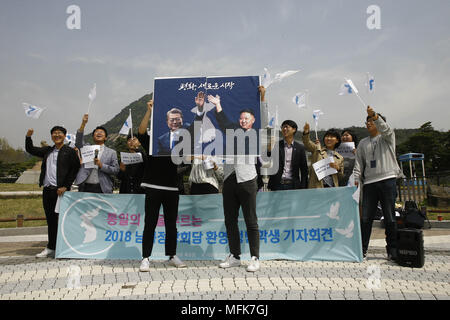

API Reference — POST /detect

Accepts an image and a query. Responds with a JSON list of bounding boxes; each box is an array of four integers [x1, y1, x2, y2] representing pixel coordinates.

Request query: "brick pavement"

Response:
[[0, 249, 449, 300], [0, 227, 449, 301]]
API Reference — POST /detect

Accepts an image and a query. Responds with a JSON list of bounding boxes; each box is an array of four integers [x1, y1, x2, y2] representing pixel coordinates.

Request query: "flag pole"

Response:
[[355, 92, 367, 108], [129, 109, 133, 138]]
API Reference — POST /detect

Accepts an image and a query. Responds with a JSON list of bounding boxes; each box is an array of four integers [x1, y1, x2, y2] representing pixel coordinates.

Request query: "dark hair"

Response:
[[239, 108, 255, 117], [126, 132, 137, 140], [92, 126, 108, 137], [341, 128, 358, 147], [366, 113, 386, 122], [50, 126, 67, 136], [323, 128, 341, 149], [281, 120, 298, 133]]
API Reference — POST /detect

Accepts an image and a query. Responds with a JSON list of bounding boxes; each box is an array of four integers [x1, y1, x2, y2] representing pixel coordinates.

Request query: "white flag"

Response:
[[88, 83, 97, 102], [365, 73, 375, 93], [261, 68, 300, 88], [345, 78, 359, 94], [267, 106, 279, 129], [312, 109, 324, 126], [338, 82, 353, 95], [292, 91, 308, 108], [273, 70, 300, 83], [23, 103, 45, 119], [261, 68, 272, 89], [87, 83, 96, 113], [119, 111, 132, 135], [64, 133, 76, 147]]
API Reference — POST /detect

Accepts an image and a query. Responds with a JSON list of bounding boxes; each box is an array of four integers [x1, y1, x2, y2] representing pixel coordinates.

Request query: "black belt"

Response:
[[44, 185, 58, 190], [280, 179, 293, 185]]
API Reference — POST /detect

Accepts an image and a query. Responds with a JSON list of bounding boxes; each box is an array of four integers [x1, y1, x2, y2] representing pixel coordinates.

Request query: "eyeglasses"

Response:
[[168, 118, 182, 123]]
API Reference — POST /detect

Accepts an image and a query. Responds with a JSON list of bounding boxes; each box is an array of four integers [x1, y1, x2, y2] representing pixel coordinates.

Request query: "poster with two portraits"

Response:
[[151, 76, 263, 164]]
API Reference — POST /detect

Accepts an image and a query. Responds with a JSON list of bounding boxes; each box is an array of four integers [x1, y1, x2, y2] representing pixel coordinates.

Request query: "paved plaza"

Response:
[[0, 227, 449, 301]]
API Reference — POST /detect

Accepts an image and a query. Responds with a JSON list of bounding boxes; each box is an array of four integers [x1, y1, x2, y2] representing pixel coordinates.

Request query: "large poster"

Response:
[[151, 76, 261, 158], [56, 187, 363, 262]]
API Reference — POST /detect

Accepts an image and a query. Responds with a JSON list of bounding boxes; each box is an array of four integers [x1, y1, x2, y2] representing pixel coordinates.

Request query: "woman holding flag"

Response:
[[302, 123, 344, 189]]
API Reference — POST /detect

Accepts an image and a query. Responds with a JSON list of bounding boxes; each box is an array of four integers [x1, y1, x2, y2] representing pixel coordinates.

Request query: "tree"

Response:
[[397, 122, 450, 174]]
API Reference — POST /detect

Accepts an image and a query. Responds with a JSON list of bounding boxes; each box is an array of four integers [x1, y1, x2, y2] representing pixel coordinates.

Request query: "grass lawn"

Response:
[[0, 198, 46, 228], [0, 183, 42, 192]]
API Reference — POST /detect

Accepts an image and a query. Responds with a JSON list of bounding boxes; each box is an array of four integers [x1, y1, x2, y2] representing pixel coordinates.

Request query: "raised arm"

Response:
[[138, 100, 153, 135], [25, 129, 48, 158]]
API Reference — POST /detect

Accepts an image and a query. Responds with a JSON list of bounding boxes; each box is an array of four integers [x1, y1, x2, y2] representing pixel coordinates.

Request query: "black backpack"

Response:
[[403, 201, 427, 229]]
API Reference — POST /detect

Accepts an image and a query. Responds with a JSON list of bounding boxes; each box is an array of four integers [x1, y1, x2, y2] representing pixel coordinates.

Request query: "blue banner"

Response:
[[56, 187, 362, 262], [152, 75, 261, 156]]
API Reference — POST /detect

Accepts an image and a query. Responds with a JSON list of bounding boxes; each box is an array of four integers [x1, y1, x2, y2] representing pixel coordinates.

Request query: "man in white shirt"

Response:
[[208, 87, 264, 272]]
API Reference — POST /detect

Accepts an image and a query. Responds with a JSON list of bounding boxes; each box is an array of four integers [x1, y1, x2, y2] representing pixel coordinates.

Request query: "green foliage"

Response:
[[397, 122, 450, 174], [0, 137, 40, 177]]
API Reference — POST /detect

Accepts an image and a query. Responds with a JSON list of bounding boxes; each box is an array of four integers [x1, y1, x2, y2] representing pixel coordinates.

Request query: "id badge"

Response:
[[370, 160, 376, 168]]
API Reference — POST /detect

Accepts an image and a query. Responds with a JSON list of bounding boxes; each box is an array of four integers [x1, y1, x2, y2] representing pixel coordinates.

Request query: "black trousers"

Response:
[[142, 188, 179, 258], [42, 187, 59, 250], [78, 183, 102, 193], [223, 175, 259, 258], [190, 183, 218, 195]]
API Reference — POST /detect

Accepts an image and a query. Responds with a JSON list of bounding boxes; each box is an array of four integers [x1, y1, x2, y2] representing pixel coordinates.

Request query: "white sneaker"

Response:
[[168, 255, 187, 268], [246, 256, 260, 272], [139, 258, 150, 272], [219, 254, 241, 268], [36, 248, 55, 258]]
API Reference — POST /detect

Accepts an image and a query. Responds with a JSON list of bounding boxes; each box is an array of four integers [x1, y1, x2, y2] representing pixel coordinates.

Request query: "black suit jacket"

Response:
[[25, 137, 80, 189], [268, 140, 308, 190]]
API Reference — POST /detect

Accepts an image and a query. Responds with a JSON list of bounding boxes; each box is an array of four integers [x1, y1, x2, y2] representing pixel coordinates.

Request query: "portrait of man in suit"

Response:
[[157, 108, 186, 156]]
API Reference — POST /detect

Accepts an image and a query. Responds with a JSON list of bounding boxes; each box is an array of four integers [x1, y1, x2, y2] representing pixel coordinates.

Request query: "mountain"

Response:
[[83, 93, 153, 147]]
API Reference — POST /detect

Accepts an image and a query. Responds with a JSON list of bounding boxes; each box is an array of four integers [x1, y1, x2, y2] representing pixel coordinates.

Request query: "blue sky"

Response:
[[1, 0, 449, 149]]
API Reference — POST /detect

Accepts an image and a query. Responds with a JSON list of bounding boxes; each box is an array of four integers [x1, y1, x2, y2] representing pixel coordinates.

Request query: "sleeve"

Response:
[[353, 144, 365, 183], [75, 130, 85, 150], [99, 149, 120, 175], [64, 148, 81, 188], [214, 110, 237, 132], [137, 131, 150, 155], [25, 136, 48, 158], [302, 132, 319, 153], [299, 146, 309, 189], [375, 116, 395, 147]]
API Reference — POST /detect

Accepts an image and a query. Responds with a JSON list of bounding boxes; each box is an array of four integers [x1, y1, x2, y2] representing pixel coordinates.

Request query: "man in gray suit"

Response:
[[75, 114, 119, 193]]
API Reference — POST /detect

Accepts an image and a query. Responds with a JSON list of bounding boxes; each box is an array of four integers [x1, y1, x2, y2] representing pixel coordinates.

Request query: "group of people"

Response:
[[25, 85, 403, 271]]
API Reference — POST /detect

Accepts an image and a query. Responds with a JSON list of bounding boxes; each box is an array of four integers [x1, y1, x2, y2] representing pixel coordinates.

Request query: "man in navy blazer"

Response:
[[74, 114, 119, 193], [268, 120, 308, 191]]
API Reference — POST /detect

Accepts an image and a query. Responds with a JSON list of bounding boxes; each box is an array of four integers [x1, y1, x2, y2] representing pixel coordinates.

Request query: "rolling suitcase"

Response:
[[396, 228, 425, 268]]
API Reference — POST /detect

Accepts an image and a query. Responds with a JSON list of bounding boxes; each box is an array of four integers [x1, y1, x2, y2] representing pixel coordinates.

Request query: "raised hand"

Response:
[[26, 129, 34, 137], [207, 94, 222, 112]]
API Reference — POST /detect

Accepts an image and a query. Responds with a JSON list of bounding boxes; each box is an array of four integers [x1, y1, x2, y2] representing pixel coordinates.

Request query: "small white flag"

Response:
[[338, 82, 353, 95], [64, 133, 76, 147], [267, 106, 279, 129], [88, 83, 97, 102], [293, 90, 308, 108], [87, 83, 96, 113], [23, 103, 45, 119], [119, 111, 132, 135], [261, 68, 300, 88], [312, 109, 324, 126], [261, 68, 272, 89], [345, 78, 359, 94], [365, 73, 375, 93]]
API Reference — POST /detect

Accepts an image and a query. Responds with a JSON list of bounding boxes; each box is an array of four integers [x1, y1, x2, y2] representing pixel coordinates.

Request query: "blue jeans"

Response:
[[361, 178, 398, 256]]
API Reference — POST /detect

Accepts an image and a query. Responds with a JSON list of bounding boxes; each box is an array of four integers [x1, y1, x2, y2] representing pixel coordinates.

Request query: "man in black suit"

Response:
[[268, 120, 308, 191], [25, 126, 80, 258]]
